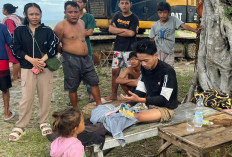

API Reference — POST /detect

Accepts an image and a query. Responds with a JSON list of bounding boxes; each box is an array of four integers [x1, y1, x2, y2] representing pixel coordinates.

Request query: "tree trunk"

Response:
[[187, 0, 232, 102]]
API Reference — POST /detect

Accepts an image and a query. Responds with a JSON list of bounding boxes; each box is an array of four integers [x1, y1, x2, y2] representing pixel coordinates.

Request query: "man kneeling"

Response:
[[121, 40, 178, 122]]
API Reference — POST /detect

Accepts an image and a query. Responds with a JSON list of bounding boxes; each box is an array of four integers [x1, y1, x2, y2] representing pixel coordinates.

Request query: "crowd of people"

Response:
[[0, 0, 200, 156]]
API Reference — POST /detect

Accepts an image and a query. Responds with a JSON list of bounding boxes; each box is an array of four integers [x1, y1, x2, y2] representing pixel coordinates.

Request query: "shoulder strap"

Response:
[[27, 25, 44, 56]]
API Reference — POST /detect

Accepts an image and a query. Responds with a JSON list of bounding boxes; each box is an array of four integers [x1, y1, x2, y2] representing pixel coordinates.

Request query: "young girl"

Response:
[[9, 3, 59, 141], [50, 108, 86, 157]]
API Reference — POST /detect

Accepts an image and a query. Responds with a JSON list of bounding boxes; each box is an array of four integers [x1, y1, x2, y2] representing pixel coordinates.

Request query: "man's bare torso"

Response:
[[57, 19, 88, 56]]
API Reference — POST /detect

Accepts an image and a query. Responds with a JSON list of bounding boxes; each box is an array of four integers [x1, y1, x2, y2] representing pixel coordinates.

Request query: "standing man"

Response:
[[73, 0, 96, 103], [103, 0, 139, 103], [54, 1, 102, 108], [121, 40, 178, 123]]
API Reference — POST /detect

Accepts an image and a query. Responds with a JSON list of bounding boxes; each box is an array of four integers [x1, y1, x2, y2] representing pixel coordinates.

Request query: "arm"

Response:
[[5, 19, 16, 35], [85, 28, 94, 37], [181, 23, 202, 34], [12, 27, 27, 60], [116, 68, 138, 86], [3, 25, 12, 46], [120, 75, 147, 106], [54, 22, 64, 53], [85, 14, 96, 37], [44, 28, 59, 60], [181, 23, 197, 33], [109, 24, 135, 37], [146, 70, 177, 107]]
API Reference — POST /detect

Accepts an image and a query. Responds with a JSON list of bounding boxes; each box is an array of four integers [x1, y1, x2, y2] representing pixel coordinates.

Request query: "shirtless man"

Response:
[[116, 51, 140, 96], [54, 1, 101, 108]]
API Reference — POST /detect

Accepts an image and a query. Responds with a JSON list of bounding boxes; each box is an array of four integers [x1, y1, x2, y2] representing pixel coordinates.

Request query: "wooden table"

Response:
[[158, 112, 232, 157]]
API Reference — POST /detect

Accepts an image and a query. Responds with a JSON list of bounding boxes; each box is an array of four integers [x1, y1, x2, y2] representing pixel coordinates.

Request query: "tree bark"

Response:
[[187, 0, 232, 101]]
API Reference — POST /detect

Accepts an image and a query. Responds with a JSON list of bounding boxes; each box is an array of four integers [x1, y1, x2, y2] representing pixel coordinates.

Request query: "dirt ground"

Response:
[[0, 60, 194, 157]]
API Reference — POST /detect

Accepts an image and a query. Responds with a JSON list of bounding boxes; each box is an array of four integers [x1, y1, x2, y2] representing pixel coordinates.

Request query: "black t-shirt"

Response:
[[135, 60, 178, 109], [111, 12, 139, 51]]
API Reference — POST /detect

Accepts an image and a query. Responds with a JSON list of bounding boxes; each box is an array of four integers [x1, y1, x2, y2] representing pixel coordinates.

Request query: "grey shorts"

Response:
[[62, 52, 99, 92]]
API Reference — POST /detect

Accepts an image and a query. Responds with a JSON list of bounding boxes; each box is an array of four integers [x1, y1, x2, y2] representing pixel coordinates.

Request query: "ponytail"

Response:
[[3, 3, 18, 14], [52, 108, 81, 137]]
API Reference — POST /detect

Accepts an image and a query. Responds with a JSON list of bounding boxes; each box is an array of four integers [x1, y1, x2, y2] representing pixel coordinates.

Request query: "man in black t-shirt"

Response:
[[102, 0, 139, 103], [121, 40, 178, 122]]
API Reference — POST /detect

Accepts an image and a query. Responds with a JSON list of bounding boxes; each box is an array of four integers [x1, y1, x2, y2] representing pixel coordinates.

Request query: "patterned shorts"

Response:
[[112, 51, 131, 69]]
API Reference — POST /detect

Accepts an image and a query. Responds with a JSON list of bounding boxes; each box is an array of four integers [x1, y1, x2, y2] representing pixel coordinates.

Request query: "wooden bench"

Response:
[[88, 102, 218, 157]]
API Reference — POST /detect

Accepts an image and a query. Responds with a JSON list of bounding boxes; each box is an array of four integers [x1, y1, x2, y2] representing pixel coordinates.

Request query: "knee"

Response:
[[134, 113, 142, 122], [112, 69, 120, 76]]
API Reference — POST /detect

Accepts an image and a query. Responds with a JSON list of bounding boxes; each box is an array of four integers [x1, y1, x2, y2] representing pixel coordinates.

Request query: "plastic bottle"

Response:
[[194, 97, 204, 128]]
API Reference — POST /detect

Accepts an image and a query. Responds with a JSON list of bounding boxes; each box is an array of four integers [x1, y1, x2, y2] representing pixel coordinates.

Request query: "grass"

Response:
[[1, 64, 229, 157]]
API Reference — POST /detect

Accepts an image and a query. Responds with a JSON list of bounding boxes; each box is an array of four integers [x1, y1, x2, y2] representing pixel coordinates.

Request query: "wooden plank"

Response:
[[158, 130, 201, 157], [157, 141, 172, 156], [159, 139, 168, 157]]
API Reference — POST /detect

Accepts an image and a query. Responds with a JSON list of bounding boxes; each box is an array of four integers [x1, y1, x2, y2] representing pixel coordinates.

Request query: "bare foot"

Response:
[[104, 96, 118, 101]]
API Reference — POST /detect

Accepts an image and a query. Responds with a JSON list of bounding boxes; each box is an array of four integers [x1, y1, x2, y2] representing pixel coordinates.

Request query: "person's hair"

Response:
[[23, 3, 42, 25], [3, 3, 18, 14], [52, 108, 82, 137], [65, 1, 80, 10], [132, 40, 157, 55], [157, 2, 171, 12], [128, 51, 137, 61], [73, 0, 87, 3], [119, 0, 132, 2]]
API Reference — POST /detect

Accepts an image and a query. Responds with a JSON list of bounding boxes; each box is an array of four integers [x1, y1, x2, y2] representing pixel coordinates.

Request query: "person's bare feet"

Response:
[[104, 96, 117, 101]]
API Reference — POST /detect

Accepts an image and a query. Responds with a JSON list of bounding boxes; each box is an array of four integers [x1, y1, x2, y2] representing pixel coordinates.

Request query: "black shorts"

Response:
[[0, 70, 12, 93], [62, 52, 99, 92]]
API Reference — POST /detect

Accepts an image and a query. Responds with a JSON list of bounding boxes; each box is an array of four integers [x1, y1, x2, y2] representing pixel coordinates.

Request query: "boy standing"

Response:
[[103, 0, 139, 103], [116, 51, 140, 96], [149, 2, 200, 67]]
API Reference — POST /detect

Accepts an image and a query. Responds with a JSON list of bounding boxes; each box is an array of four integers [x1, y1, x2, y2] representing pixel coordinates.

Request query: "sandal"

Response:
[[40, 123, 52, 136], [9, 128, 26, 142], [4, 111, 15, 121]]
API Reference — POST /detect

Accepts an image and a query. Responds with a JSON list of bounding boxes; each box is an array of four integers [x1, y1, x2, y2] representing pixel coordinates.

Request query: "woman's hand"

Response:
[[25, 55, 45, 72]]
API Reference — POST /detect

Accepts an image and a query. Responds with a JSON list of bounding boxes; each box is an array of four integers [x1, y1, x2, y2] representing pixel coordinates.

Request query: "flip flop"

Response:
[[101, 98, 113, 104], [66, 102, 72, 106], [4, 111, 15, 121]]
